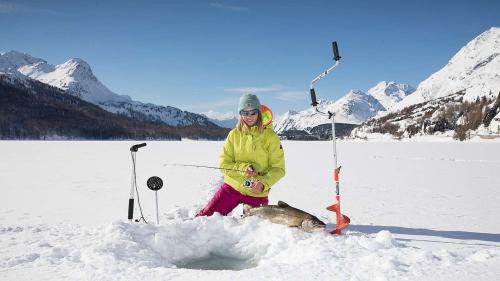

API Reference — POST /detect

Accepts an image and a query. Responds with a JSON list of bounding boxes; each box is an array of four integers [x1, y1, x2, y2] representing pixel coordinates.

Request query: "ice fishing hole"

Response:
[[174, 252, 258, 271]]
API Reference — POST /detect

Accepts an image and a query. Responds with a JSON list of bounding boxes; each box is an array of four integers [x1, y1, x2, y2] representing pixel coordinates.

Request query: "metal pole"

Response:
[[155, 191, 159, 225], [331, 113, 340, 196], [311, 60, 340, 90], [128, 152, 136, 221]]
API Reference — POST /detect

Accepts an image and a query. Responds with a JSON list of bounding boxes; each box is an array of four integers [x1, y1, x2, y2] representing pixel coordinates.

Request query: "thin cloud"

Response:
[[210, 2, 250, 12], [202, 110, 235, 120], [225, 85, 284, 94], [181, 97, 235, 111], [0, 1, 58, 15], [275, 91, 307, 101], [225, 85, 306, 101], [0, 2, 15, 13]]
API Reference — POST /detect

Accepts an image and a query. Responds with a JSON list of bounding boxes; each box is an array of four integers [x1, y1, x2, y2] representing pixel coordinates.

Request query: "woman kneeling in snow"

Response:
[[196, 94, 285, 216]]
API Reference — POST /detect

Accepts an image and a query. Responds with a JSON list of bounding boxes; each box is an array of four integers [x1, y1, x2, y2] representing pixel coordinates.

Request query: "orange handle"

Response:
[[333, 168, 340, 183]]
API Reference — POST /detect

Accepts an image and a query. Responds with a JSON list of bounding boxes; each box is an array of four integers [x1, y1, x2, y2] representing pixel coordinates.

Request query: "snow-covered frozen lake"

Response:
[[1, 140, 499, 281]]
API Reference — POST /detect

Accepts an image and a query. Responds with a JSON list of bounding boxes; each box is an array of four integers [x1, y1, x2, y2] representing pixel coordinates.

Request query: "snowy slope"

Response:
[[0, 51, 216, 127], [334, 90, 386, 122], [202, 110, 238, 128], [0, 50, 46, 70], [20, 57, 132, 103], [0, 51, 45, 85], [1, 51, 131, 103], [274, 90, 385, 133], [1, 140, 499, 281], [367, 81, 415, 110], [390, 27, 500, 112], [98, 100, 217, 127]]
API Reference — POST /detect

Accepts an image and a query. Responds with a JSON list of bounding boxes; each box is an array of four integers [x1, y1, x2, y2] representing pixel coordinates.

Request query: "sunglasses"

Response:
[[239, 109, 259, 116]]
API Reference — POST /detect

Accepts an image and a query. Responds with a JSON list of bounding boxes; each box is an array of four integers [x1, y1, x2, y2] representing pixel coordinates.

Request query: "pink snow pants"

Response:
[[196, 183, 268, 216]]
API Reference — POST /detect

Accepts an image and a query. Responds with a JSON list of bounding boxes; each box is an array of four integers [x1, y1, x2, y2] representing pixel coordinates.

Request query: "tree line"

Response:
[[0, 75, 229, 140]]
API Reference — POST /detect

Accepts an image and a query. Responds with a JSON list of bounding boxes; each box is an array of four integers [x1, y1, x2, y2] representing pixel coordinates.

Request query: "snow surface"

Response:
[[1, 140, 499, 280]]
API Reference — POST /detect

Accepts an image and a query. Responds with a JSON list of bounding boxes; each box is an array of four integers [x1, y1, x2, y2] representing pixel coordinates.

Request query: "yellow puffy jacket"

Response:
[[219, 126, 285, 197]]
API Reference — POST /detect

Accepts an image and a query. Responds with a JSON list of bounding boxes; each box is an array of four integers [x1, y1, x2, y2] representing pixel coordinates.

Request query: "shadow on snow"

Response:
[[347, 224, 500, 245]]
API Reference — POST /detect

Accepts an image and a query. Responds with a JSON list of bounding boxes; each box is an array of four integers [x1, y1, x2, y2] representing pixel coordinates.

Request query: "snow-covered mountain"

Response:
[[21, 57, 132, 104], [333, 90, 386, 123], [353, 27, 500, 140], [389, 27, 500, 113], [0, 51, 42, 86], [274, 87, 398, 135], [0, 51, 217, 127], [0, 51, 45, 70], [367, 81, 415, 110], [202, 110, 238, 128], [1, 51, 130, 103]]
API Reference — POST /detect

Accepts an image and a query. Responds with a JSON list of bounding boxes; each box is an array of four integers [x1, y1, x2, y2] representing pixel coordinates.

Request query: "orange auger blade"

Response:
[[327, 196, 350, 234], [327, 167, 350, 234]]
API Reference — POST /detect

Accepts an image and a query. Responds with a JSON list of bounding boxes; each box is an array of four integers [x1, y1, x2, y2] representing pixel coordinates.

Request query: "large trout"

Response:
[[242, 201, 326, 232]]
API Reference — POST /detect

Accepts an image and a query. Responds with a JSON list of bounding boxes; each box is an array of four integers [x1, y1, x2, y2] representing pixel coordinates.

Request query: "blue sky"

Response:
[[1, 0, 499, 116]]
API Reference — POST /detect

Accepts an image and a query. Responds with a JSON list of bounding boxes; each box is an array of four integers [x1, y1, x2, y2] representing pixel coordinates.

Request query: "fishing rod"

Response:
[[163, 163, 247, 173], [163, 163, 261, 187], [309, 41, 350, 235]]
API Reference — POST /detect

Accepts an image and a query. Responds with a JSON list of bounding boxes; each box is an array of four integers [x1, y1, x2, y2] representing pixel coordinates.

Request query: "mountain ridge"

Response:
[[273, 82, 414, 138], [0, 74, 229, 140], [353, 27, 500, 140], [0, 51, 218, 128]]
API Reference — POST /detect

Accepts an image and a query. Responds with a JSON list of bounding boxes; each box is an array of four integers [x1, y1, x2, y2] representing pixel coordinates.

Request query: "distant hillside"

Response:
[[279, 123, 358, 140], [0, 75, 229, 140]]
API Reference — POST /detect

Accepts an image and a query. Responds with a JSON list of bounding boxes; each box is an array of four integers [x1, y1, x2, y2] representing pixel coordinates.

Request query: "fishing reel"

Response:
[[243, 178, 254, 188], [147, 176, 163, 191]]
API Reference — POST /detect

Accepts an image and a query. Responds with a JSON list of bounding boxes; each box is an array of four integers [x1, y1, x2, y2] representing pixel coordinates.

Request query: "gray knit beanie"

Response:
[[238, 94, 261, 112]]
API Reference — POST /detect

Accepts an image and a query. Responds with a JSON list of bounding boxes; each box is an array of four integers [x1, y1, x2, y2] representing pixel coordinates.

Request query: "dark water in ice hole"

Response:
[[175, 253, 258, 271]]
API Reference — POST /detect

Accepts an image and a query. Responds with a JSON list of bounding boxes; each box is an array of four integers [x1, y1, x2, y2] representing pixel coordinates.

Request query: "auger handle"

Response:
[[130, 143, 147, 152], [309, 41, 341, 110], [310, 88, 319, 107], [332, 41, 341, 61]]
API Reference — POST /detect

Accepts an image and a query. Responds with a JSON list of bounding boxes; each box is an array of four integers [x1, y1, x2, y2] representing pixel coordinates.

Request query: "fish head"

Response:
[[301, 218, 326, 232]]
